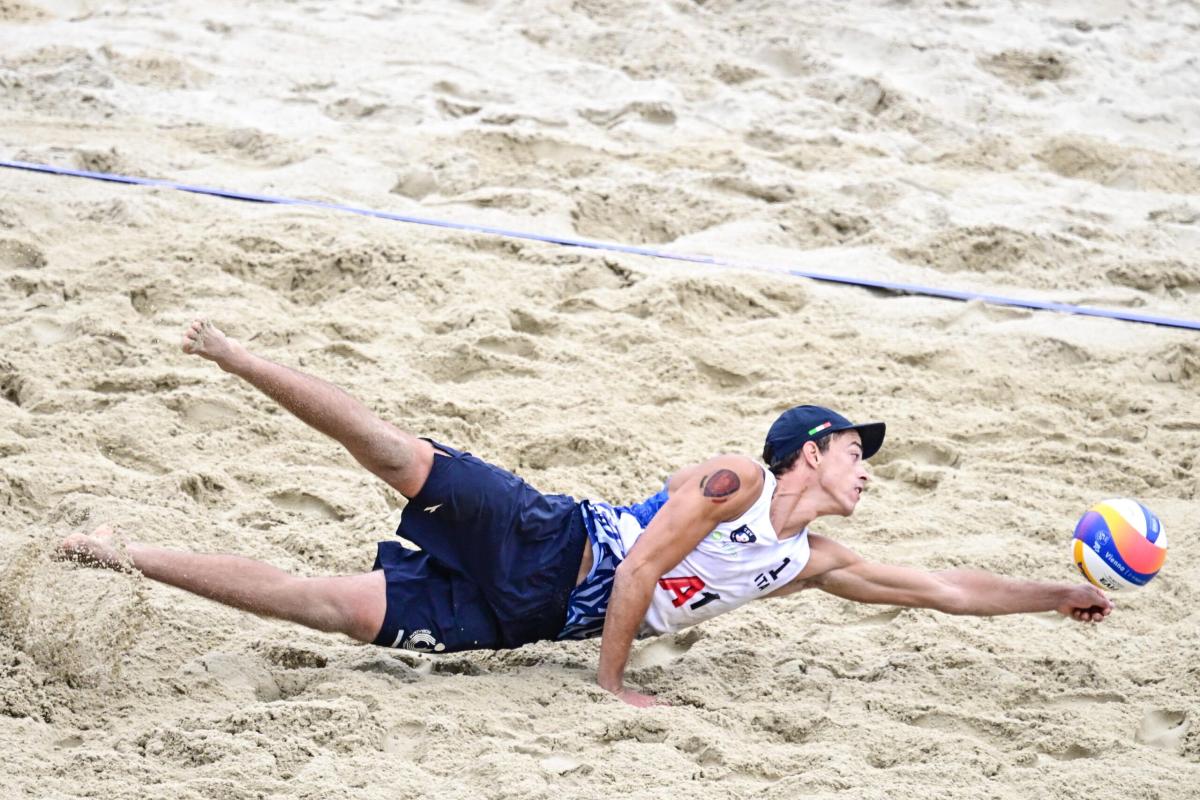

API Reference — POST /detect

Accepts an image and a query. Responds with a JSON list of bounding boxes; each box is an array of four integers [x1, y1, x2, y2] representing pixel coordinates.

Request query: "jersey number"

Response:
[[658, 576, 721, 610], [754, 557, 792, 591]]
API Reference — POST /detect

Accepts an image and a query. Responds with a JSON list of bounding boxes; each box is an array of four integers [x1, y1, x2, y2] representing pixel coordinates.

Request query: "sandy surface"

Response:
[[1, 1, 1198, 798]]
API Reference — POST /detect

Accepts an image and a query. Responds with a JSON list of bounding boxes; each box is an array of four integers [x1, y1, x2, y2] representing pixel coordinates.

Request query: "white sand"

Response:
[[1, 1, 1198, 798]]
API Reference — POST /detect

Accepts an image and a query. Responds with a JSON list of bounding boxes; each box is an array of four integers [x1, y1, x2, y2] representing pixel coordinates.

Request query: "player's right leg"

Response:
[[58, 525, 385, 642], [180, 319, 434, 498]]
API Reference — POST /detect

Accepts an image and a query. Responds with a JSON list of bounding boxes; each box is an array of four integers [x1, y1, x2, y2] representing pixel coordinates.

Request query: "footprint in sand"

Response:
[[910, 711, 1010, 749], [128, 285, 172, 317], [1035, 136, 1200, 193], [178, 651, 280, 702], [539, 755, 590, 776], [175, 397, 240, 429], [323, 97, 388, 121], [872, 438, 960, 490], [631, 629, 702, 669], [269, 491, 346, 521], [383, 721, 426, 759], [1037, 743, 1099, 761], [1136, 709, 1190, 751], [29, 318, 75, 346], [475, 333, 538, 359], [424, 343, 537, 384]]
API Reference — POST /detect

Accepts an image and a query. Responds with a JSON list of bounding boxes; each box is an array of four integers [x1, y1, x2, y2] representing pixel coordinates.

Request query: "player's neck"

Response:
[[769, 473, 824, 538]]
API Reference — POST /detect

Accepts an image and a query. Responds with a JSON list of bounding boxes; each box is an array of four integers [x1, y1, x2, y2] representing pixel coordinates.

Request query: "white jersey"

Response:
[[558, 468, 811, 640], [629, 469, 809, 634]]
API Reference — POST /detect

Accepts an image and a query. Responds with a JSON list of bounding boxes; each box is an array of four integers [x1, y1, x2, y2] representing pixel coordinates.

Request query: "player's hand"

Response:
[[1056, 584, 1113, 623], [612, 688, 663, 708]]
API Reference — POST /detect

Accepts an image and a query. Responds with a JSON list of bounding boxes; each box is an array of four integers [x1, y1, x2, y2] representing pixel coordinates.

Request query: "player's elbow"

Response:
[[614, 555, 663, 588]]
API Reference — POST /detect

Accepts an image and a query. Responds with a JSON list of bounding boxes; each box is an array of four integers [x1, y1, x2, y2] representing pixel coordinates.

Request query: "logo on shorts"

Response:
[[397, 628, 446, 652], [730, 525, 757, 544], [396, 628, 448, 652]]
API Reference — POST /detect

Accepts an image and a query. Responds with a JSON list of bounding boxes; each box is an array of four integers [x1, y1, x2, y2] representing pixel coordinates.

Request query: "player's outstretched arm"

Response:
[[597, 456, 760, 706], [802, 535, 1113, 623]]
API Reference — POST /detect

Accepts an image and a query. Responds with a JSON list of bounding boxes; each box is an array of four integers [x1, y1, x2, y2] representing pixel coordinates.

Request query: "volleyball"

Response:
[[1072, 499, 1167, 591]]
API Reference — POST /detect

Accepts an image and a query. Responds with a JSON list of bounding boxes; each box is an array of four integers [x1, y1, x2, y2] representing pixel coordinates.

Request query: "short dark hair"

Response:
[[764, 430, 840, 477]]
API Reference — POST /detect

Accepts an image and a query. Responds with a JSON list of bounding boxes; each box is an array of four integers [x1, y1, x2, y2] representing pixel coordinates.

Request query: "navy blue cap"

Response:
[[763, 405, 886, 467]]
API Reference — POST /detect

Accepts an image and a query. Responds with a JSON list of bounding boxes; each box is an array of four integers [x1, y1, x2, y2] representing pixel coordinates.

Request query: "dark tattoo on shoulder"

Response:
[[701, 469, 740, 502]]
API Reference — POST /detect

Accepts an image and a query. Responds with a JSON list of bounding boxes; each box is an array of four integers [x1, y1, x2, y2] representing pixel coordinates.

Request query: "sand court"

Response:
[[2, 1, 1199, 798]]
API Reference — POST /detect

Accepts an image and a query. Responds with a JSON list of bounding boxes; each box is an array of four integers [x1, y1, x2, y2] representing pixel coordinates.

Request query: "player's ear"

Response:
[[802, 440, 821, 468]]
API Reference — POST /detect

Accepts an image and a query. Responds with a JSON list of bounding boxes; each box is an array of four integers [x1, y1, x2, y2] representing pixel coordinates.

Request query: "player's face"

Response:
[[819, 432, 869, 515]]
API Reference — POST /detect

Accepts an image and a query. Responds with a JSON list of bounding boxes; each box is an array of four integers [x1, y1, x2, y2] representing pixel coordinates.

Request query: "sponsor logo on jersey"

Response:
[[730, 525, 757, 544]]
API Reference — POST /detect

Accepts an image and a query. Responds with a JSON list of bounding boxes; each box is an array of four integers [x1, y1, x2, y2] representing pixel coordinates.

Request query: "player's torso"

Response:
[[622, 469, 811, 635]]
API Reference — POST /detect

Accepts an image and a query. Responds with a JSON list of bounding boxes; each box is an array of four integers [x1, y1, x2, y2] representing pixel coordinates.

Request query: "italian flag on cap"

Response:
[[808, 421, 833, 436]]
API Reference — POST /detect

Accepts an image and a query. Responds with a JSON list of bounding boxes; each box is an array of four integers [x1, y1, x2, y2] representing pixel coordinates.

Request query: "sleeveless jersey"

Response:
[[557, 468, 811, 639]]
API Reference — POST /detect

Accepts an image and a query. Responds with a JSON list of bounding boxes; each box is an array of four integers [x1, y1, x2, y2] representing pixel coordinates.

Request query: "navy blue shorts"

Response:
[[371, 440, 586, 653]]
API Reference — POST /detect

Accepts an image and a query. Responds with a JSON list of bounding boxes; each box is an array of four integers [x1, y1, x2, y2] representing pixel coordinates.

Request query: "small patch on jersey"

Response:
[[730, 525, 757, 544], [702, 469, 740, 502]]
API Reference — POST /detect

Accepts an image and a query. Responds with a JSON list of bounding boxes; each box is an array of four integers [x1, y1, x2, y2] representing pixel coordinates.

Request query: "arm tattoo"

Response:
[[701, 469, 740, 503]]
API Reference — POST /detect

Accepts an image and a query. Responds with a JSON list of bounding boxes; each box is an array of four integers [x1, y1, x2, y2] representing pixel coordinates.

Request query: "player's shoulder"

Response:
[[700, 452, 762, 481], [667, 453, 763, 500], [804, 533, 863, 575]]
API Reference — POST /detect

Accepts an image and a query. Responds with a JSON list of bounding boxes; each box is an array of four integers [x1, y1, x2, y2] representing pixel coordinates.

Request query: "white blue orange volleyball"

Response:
[[1072, 499, 1167, 591]]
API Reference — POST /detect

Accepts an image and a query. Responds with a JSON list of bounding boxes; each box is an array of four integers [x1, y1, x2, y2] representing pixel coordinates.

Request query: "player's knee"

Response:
[[367, 432, 434, 498], [323, 575, 386, 643]]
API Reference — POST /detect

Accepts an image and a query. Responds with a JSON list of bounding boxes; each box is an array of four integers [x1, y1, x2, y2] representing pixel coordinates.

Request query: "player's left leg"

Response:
[[58, 525, 385, 642], [180, 319, 435, 499]]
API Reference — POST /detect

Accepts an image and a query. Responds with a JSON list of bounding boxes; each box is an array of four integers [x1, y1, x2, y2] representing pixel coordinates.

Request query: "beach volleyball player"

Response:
[[59, 320, 1113, 706]]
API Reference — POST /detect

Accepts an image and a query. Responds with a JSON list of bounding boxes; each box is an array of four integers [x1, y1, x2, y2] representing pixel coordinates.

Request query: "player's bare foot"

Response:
[[57, 525, 134, 572], [181, 319, 245, 370]]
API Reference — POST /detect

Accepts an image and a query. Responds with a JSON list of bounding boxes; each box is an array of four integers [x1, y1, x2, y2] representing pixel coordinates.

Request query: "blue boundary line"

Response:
[[3, 158, 1198, 331]]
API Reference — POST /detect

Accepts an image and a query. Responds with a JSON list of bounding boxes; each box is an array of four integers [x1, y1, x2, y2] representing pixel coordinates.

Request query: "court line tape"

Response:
[[3, 158, 1198, 331]]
